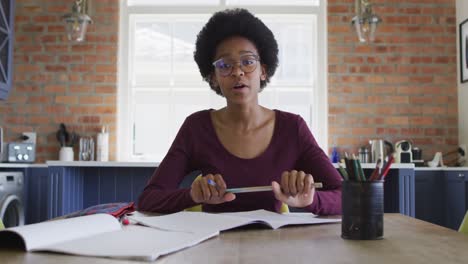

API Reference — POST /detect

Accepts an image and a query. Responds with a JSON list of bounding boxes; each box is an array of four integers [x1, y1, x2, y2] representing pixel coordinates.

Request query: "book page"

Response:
[[41, 225, 219, 261], [0, 214, 121, 251], [221, 210, 341, 229], [130, 210, 341, 232], [129, 211, 254, 233]]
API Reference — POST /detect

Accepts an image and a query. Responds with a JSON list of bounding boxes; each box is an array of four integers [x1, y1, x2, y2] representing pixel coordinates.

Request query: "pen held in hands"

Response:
[[207, 179, 216, 186], [226, 182, 323, 194]]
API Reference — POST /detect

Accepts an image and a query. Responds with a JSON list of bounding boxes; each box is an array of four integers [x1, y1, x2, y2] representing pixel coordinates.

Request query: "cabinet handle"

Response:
[[458, 173, 465, 178]]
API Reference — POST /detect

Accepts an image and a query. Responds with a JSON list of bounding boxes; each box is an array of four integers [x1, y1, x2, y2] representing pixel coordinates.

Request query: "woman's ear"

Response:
[[210, 74, 222, 94], [210, 73, 218, 87], [260, 64, 267, 81]]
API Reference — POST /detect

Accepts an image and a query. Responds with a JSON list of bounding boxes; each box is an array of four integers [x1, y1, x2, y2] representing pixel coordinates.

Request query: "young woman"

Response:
[[138, 8, 342, 215]]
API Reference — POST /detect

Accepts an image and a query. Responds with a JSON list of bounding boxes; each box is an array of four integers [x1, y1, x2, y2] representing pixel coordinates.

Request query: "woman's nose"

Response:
[[230, 63, 245, 77]]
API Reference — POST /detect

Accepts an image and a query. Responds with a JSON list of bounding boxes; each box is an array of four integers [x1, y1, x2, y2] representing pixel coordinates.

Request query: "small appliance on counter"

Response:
[[411, 147, 425, 167], [0, 127, 36, 163], [395, 140, 412, 163], [6, 142, 36, 163], [369, 139, 393, 163]]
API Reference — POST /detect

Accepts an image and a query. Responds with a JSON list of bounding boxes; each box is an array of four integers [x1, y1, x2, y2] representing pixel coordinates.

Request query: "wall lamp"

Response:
[[62, 0, 93, 42], [351, 0, 382, 43]]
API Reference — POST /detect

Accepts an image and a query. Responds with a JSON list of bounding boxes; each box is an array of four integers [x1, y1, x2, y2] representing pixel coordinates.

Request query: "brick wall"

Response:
[[0, 0, 459, 163], [0, 0, 118, 162], [328, 0, 458, 161]]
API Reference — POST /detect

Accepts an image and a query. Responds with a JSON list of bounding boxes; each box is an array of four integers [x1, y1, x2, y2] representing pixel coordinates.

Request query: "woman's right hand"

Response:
[[190, 173, 236, 204]]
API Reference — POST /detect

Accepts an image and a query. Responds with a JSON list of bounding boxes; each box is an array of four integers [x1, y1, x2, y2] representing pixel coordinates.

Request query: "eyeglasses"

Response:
[[212, 54, 260, 77]]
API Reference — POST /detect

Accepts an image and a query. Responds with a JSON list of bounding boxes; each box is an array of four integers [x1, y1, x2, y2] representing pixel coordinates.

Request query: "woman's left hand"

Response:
[[271, 170, 315, 208]]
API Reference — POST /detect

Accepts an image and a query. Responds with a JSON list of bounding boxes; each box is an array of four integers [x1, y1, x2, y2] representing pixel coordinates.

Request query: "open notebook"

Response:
[[0, 214, 218, 261], [129, 209, 341, 233], [0, 210, 340, 261]]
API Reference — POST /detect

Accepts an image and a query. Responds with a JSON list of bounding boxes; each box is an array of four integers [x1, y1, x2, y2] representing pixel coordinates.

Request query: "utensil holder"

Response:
[[59, 147, 74, 161], [342, 181, 384, 240]]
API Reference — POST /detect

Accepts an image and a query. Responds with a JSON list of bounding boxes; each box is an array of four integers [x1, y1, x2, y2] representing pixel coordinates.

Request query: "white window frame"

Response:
[[117, 0, 328, 161]]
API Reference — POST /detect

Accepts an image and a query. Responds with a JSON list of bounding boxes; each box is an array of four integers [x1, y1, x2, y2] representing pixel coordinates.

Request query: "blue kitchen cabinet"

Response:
[[46, 166, 154, 219], [14, 165, 414, 220], [382, 168, 415, 217], [25, 167, 49, 224], [444, 170, 466, 230], [415, 170, 444, 226], [49, 167, 415, 218], [0, 0, 15, 100]]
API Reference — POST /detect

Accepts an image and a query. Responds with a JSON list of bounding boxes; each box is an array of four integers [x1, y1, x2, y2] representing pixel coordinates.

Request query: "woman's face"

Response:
[[211, 36, 266, 105]]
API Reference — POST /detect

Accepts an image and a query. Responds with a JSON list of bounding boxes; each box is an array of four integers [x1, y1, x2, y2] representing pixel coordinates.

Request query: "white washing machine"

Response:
[[0, 171, 25, 227]]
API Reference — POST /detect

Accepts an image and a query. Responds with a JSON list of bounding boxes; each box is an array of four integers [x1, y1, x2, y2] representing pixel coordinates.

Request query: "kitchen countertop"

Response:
[[46, 161, 160, 167], [0, 161, 160, 168], [414, 166, 468, 171], [333, 163, 415, 169], [2, 162, 411, 169], [0, 163, 48, 168], [2, 162, 466, 170]]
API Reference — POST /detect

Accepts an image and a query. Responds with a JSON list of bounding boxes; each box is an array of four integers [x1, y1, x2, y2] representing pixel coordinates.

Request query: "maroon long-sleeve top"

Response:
[[138, 109, 342, 215]]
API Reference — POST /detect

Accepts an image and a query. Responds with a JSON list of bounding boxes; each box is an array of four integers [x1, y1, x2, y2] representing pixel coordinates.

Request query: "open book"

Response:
[[0, 214, 218, 261], [0, 210, 340, 261], [129, 209, 341, 233]]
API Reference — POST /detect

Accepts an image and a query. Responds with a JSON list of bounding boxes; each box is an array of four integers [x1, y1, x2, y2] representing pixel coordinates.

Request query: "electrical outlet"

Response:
[[22, 132, 37, 145]]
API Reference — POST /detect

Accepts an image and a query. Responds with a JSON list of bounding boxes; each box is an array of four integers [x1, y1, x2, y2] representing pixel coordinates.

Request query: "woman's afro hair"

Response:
[[194, 8, 279, 95]]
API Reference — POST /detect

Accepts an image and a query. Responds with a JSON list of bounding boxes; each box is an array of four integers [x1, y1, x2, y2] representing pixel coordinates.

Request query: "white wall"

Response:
[[457, 0, 468, 147]]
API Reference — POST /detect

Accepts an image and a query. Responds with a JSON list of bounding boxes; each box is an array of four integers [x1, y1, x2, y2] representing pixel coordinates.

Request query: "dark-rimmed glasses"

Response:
[[212, 54, 260, 77]]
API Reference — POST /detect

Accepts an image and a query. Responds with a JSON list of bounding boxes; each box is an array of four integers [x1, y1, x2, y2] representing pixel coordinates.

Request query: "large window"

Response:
[[118, 0, 328, 161]]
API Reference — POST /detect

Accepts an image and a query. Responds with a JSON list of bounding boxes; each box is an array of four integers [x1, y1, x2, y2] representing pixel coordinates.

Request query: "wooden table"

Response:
[[1, 214, 467, 263]]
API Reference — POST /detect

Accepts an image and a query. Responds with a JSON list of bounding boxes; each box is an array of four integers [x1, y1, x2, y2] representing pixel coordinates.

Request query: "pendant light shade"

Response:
[[62, 0, 93, 42], [351, 0, 381, 43]]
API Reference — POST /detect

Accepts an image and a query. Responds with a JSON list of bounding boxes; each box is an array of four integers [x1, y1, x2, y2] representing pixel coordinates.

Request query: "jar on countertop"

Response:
[[358, 146, 369, 163]]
